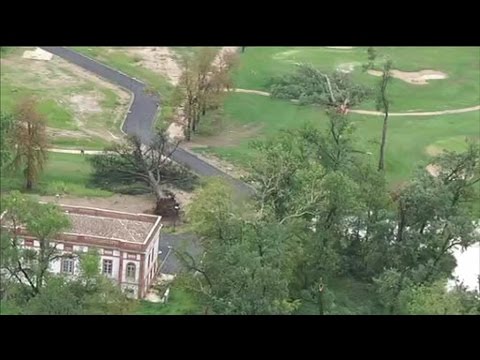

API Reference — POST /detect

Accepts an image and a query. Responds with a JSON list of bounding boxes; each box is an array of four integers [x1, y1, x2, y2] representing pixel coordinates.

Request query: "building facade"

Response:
[[1, 204, 163, 299]]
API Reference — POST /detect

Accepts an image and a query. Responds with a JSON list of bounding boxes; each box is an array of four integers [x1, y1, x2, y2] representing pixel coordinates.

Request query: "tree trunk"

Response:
[[185, 117, 191, 141], [378, 112, 388, 171], [149, 174, 171, 215], [318, 282, 325, 315], [26, 178, 33, 190], [241, 47, 246, 53]]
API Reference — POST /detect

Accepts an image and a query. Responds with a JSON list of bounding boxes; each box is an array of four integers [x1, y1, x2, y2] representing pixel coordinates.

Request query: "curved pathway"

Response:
[[40, 47, 254, 196], [232, 88, 480, 117]]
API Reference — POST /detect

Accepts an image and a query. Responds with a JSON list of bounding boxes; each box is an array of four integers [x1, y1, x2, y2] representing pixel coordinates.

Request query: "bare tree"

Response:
[[10, 97, 49, 190], [177, 47, 239, 140], [363, 47, 393, 172]]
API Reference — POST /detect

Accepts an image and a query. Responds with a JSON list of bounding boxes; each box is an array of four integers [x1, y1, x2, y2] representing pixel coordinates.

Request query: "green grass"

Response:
[[134, 288, 201, 315], [0, 47, 128, 150], [191, 92, 480, 185], [71, 47, 174, 98], [1, 153, 112, 197], [234, 47, 480, 112]]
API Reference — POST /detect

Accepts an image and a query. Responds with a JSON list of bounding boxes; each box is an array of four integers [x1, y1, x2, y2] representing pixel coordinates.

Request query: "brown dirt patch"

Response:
[[40, 194, 156, 214], [119, 47, 182, 85], [368, 69, 448, 85], [69, 94, 102, 115], [39, 189, 195, 216]]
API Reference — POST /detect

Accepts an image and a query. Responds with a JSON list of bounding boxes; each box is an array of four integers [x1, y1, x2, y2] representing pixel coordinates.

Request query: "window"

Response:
[[126, 263, 136, 281], [102, 259, 113, 276], [61, 258, 74, 274]]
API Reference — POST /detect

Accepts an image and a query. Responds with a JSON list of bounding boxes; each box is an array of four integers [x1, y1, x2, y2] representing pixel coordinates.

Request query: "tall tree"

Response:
[[9, 97, 49, 190], [183, 178, 300, 315], [89, 130, 197, 215], [177, 47, 238, 140], [402, 280, 479, 315], [363, 47, 393, 172], [0, 192, 71, 297]]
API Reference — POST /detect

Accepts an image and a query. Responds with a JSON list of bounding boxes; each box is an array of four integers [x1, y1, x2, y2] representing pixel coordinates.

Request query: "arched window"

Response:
[[126, 263, 136, 281]]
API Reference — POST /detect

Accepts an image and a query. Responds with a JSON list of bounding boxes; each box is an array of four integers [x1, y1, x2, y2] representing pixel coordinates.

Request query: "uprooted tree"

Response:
[[89, 130, 197, 215], [269, 63, 372, 109], [176, 47, 239, 140]]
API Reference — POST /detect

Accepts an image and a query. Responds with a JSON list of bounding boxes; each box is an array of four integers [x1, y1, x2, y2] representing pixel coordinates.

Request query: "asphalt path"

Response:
[[40, 47, 255, 196]]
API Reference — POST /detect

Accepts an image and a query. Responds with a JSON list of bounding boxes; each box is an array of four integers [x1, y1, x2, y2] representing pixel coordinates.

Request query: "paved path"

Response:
[[41, 47, 254, 196]]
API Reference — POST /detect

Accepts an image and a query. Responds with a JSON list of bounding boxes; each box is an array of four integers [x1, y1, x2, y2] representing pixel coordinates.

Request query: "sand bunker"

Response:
[[22, 47, 53, 61], [368, 69, 448, 85]]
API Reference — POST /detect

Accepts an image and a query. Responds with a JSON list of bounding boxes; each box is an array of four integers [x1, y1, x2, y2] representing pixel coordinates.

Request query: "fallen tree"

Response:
[[89, 130, 198, 215]]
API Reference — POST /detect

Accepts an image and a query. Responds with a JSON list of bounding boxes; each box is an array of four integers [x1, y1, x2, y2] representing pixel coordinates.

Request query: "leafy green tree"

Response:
[[183, 178, 300, 315], [9, 97, 49, 190], [402, 280, 479, 315], [363, 47, 393, 172], [1, 192, 71, 297], [0, 112, 14, 170]]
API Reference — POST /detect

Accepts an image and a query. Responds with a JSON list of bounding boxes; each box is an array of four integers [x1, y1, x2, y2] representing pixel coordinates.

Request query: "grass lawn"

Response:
[[0, 153, 112, 197], [71, 47, 174, 98], [234, 47, 480, 112], [1, 47, 130, 150], [134, 288, 201, 315], [190, 92, 480, 185]]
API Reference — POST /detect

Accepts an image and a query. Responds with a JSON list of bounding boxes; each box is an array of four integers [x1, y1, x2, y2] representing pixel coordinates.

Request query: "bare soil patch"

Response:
[[120, 47, 183, 85], [22, 48, 53, 61], [69, 94, 103, 115], [368, 69, 448, 85], [40, 194, 156, 214]]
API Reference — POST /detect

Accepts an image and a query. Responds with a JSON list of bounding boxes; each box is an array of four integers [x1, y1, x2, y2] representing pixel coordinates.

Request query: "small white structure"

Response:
[[22, 48, 53, 61]]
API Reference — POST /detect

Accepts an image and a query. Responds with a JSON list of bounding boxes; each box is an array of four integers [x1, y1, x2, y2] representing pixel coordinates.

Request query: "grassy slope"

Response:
[[0, 47, 127, 150], [233, 47, 480, 112]]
